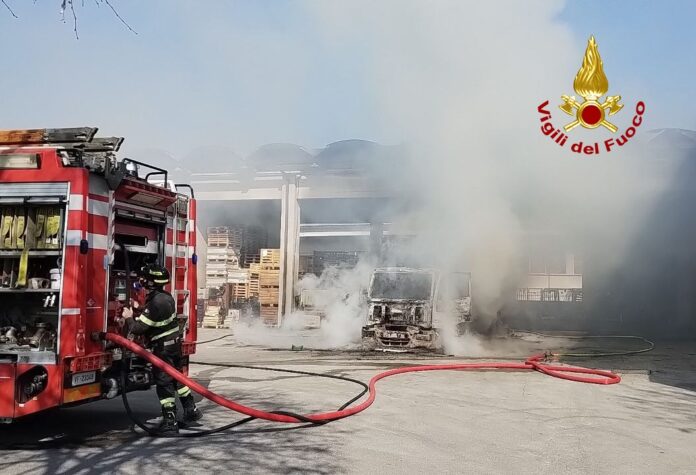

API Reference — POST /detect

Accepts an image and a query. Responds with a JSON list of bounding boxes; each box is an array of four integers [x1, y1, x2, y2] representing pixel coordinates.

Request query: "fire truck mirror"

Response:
[[80, 239, 89, 255]]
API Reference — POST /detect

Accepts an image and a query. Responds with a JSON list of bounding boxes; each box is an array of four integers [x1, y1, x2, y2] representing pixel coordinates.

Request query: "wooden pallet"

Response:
[[259, 274, 279, 286], [260, 248, 280, 266], [259, 290, 279, 305], [202, 315, 224, 328], [244, 254, 261, 266], [231, 282, 249, 300], [248, 263, 260, 297], [260, 304, 279, 326], [207, 226, 243, 250]]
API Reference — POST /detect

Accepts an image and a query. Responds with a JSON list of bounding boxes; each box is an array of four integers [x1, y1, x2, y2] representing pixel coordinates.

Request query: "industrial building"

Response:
[[168, 130, 695, 337]]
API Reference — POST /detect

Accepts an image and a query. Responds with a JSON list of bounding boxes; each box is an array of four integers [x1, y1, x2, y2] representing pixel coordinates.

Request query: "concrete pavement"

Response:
[[1, 329, 694, 474]]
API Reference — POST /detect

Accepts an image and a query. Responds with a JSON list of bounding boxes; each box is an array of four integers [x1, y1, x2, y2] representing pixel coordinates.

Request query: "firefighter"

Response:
[[121, 264, 202, 433]]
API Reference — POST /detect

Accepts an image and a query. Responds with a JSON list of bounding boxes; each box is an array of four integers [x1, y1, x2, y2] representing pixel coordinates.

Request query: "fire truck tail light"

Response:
[[0, 154, 39, 169], [182, 342, 196, 356], [69, 354, 113, 373]]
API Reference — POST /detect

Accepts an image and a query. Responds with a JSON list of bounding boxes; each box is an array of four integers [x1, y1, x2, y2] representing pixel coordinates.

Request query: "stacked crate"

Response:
[[248, 263, 260, 297], [202, 300, 224, 328], [244, 253, 260, 267], [227, 268, 250, 303], [205, 227, 244, 326], [205, 227, 241, 289], [258, 249, 280, 326], [207, 226, 243, 250], [231, 282, 249, 301], [202, 314, 224, 328]]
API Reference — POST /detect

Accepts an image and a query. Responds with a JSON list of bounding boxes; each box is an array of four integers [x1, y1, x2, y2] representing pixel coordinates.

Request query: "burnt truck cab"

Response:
[[361, 267, 439, 350]]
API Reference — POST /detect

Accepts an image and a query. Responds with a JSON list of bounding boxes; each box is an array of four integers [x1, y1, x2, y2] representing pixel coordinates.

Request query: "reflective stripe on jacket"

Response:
[[128, 289, 179, 341]]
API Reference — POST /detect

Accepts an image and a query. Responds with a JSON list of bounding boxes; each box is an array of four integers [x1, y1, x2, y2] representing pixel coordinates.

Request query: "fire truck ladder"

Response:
[[169, 195, 191, 325]]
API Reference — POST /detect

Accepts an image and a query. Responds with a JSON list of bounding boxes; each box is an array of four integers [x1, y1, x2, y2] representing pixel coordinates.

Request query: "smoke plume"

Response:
[[221, 1, 687, 344]]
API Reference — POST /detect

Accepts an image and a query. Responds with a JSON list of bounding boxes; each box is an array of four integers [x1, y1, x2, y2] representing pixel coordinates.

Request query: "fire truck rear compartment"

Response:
[[0, 190, 66, 420]]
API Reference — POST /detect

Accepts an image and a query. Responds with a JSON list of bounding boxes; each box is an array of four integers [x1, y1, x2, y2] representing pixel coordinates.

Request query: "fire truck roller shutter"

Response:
[[0, 182, 69, 199]]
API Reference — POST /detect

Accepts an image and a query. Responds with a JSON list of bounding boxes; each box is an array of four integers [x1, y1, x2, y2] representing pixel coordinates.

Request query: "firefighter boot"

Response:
[[181, 394, 203, 424], [158, 406, 179, 434]]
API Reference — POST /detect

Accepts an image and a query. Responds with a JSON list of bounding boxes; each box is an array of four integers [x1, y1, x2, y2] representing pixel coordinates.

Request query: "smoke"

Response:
[[301, 0, 684, 339], [193, 1, 690, 344], [234, 260, 373, 349], [296, 259, 374, 347]]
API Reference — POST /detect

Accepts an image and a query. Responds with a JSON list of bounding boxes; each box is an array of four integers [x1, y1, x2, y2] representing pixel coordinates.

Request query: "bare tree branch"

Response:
[[1, 0, 18, 18], [102, 0, 137, 35], [70, 0, 78, 39], [4, 0, 136, 38]]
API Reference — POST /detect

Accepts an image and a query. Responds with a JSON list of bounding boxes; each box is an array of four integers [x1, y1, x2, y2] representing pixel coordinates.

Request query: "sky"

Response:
[[1, 0, 695, 159]]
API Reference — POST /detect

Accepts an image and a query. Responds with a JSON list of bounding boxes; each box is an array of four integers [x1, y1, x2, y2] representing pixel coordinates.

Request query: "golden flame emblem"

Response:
[[559, 36, 623, 132]]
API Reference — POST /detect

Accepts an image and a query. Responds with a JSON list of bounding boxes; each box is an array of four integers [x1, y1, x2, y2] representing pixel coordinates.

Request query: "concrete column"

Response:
[[278, 175, 300, 325]]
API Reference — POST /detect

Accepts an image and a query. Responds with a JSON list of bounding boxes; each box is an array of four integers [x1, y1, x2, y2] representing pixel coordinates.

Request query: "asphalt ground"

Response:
[[1, 328, 694, 474]]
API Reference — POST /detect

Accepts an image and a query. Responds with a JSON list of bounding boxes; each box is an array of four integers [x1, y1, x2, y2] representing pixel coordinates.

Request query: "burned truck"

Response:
[[361, 267, 440, 350], [361, 268, 474, 351]]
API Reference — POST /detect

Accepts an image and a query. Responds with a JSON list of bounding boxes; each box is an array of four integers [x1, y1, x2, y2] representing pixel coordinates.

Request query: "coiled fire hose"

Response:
[[103, 332, 620, 427]]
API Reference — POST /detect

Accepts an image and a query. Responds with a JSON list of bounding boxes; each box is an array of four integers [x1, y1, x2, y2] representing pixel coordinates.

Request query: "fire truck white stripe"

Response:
[[87, 199, 110, 217], [67, 194, 110, 217], [61, 308, 81, 315], [68, 194, 85, 211], [165, 244, 195, 257], [66, 230, 109, 250]]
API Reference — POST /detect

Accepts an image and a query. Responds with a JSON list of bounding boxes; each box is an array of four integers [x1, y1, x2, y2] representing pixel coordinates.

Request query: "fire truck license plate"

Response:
[[72, 371, 96, 386]]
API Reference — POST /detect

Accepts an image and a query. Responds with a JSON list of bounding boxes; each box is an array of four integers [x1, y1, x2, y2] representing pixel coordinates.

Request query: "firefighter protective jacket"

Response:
[[128, 289, 179, 342]]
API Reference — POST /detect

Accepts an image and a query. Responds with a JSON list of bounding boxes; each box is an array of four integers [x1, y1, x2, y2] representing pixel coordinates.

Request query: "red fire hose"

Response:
[[104, 333, 620, 424]]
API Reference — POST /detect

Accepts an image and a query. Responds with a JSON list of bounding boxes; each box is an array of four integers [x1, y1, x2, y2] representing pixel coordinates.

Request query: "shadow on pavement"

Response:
[[0, 369, 349, 475]]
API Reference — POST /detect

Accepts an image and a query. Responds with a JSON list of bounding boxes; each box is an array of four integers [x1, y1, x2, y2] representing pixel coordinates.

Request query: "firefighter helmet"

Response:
[[140, 264, 170, 288]]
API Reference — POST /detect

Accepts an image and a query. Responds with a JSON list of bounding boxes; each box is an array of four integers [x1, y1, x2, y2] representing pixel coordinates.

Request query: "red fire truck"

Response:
[[0, 128, 197, 422]]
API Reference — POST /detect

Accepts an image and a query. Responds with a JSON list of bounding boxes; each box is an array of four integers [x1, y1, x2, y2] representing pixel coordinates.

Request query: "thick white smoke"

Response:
[[303, 0, 674, 326], [231, 1, 678, 350], [234, 260, 374, 349]]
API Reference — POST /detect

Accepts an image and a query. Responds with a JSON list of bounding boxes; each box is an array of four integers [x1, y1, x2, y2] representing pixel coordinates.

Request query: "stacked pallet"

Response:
[[207, 226, 243, 250], [202, 315, 223, 328], [205, 239, 240, 288], [258, 249, 280, 325], [231, 282, 249, 301], [260, 304, 279, 326], [244, 253, 260, 267], [248, 263, 260, 297]]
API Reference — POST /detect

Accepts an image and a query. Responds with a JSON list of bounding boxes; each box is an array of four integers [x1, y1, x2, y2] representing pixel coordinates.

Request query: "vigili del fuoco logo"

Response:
[[537, 36, 645, 155]]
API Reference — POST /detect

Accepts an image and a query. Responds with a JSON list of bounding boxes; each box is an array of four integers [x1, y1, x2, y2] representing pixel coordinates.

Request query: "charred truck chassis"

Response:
[[362, 268, 441, 351]]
